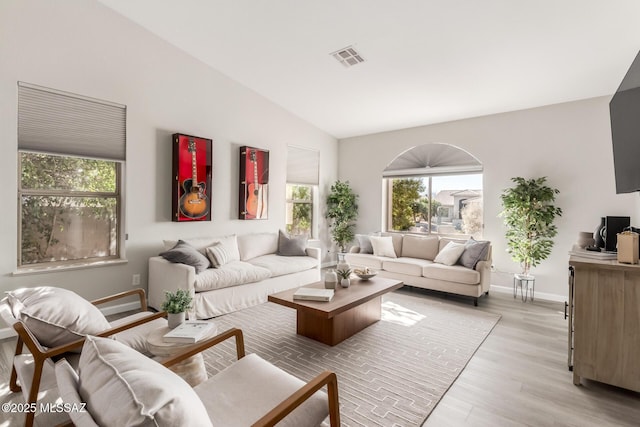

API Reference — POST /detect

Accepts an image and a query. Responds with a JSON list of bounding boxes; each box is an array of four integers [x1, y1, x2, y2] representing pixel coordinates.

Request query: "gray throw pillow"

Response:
[[277, 230, 308, 256], [458, 238, 490, 269], [159, 240, 210, 273], [356, 234, 374, 254]]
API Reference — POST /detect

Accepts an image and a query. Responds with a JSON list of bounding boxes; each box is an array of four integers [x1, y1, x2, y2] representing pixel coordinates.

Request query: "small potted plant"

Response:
[[336, 268, 352, 288], [161, 289, 193, 328]]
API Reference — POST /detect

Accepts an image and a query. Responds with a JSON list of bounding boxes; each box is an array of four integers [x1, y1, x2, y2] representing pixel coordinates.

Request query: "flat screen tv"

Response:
[[610, 50, 640, 194]]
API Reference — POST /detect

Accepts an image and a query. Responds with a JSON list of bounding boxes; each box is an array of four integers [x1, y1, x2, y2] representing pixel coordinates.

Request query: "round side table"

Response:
[[146, 324, 217, 387]]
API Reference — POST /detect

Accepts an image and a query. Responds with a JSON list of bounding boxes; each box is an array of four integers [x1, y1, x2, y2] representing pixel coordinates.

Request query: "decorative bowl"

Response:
[[354, 270, 377, 280]]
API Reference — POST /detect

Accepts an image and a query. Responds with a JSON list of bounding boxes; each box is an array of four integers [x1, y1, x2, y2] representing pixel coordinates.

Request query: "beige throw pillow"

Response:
[[434, 241, 466, 266], [78, 336, 212, 427], [6, 286, 111, 348], [369, 236, 397, 258]]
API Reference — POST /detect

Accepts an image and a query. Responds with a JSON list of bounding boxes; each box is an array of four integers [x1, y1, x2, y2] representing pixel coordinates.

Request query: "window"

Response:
[[286, 184, 313, 237], [387, 174, 483, 238], [17, 82, 125, 269], [286, 146, 319, 237], [19, 153, 121, 265]]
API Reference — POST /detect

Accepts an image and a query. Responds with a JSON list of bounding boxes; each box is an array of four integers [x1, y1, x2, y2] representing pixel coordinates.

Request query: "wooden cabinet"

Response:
[[568, 256, 640, 392]]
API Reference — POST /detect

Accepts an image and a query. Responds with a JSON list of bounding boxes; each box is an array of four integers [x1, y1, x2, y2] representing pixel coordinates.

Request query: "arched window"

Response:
[[383, 143, 483, 238]]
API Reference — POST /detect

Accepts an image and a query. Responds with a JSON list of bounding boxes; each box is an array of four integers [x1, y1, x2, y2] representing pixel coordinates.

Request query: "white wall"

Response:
[[339, 97, 637, 299], [0, 0, 338, 305]]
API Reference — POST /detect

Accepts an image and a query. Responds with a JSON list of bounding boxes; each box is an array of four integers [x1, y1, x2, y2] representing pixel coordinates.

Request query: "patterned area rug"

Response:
[[204, 290, 501, 426]]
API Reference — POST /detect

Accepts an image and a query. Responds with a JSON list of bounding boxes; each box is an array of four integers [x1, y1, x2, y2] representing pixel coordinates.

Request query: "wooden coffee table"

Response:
[[268, 277, 403, 346]]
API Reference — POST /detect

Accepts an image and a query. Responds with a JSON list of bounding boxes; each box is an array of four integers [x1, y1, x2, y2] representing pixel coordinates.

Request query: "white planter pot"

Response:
[[341, 278, 351, 288], [167, 312, 185, 329]]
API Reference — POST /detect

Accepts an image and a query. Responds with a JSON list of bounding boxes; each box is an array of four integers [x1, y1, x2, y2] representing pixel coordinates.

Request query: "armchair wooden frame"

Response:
[[56, 327, 340, 427], [6, 288, 166, 427]]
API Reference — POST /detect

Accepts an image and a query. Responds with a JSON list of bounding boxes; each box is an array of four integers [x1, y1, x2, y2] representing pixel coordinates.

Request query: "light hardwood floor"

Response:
[[415, 288, 640, 427], [1, 289, 638, 426]]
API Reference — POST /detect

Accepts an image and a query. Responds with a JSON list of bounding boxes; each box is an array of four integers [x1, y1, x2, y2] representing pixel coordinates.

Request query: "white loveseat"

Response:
[[148, 232, 321, 318], [345, 233, 491, 306]]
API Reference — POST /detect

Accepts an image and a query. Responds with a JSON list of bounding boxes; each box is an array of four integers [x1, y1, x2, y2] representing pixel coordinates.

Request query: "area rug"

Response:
[[203, 290, 501, 426]]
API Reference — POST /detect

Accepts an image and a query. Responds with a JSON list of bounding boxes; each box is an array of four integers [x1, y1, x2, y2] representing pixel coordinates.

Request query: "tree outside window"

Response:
[[389, 174, 483, 238], [286, 184, 313, 237], [19, 152, 120, 266]]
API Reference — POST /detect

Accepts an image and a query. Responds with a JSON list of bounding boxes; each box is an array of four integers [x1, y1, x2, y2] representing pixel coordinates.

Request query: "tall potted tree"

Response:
[[500, 177, 562, 276], [326, 180, 359, 253]]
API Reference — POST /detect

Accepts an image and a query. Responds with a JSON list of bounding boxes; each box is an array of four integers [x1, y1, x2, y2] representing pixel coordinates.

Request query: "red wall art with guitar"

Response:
[[172, 133, 212, 222], [239, 146, 269, 220]]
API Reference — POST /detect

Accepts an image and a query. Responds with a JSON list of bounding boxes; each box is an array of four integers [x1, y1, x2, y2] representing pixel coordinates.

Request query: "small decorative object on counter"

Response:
[[617, 231, 639, 264], [576, 231, 595, 249]]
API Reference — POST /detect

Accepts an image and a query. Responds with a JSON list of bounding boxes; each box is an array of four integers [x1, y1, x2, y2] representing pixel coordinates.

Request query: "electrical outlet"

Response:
[[132, 274, 141, 286]]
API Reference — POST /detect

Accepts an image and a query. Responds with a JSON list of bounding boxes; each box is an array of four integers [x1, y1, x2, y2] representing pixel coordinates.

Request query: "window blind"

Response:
[[18, 82, 126, 161], [286, 146, 319, 185]]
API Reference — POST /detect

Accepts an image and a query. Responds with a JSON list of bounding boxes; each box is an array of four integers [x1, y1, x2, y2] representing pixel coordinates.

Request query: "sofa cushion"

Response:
[[423, 264, 481, 285], [401, 235, 439, 260], [382, 257, 433, 277], [344, 253, 385, 270], [458, 238, 491, 269], [78, 336, 212, 427], [6, 286, 111, 349], [438, 237, 466, 252], [381, 233, 404, 257], [247, 254, 317, 277], [370, 236, 397, 258], [277, 230, 308, 256], [237, 232, 278, 261], [194, 261, 271, 292], [355, 234, 374, 254], [160, 240, 211, 273], [163, 237, 224, 254], [194, 353, 327, 427], [434, 241, 465, 266]]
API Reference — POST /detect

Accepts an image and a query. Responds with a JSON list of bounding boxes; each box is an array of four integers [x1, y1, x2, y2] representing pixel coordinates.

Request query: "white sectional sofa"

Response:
[[148, 232, 321, 318], [345, 233, 491, 305]]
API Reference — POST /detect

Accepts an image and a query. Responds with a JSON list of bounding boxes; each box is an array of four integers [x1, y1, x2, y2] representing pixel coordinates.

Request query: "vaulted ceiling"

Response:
[[99, 0, 640, 139]]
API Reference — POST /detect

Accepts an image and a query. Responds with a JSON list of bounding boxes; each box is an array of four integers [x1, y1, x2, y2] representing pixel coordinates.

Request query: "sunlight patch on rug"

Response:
[[381, 300, 426, 326]]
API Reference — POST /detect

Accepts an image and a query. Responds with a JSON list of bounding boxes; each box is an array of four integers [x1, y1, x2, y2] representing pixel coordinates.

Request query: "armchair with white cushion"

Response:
[[55, 328, 341, 427], [0, 286, 167, 427]]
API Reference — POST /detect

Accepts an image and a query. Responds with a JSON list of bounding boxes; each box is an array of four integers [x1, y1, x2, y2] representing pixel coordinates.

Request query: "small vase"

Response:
[[341, 278, 350, 288], [324, 271, 337, 289], [577, 231, 595, 249], [167, 312, 185, 329]]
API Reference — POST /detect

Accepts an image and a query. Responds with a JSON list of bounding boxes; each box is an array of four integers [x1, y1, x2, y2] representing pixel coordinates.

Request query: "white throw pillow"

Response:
[[237, 232, 278, 260], [78, 336, 212, 427], [6, 286, 111, 348], [434, 241, 466, 266], [369, 236, 397, 258]]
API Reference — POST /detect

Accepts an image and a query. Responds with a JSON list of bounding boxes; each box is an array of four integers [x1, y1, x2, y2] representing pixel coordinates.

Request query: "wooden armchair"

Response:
[[55, 328, 341, 427], [0, 288, 167, 427]]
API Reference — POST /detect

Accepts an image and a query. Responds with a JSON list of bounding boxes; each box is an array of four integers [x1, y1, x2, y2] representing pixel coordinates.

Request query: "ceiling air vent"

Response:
[[331, 46, 365, 68]]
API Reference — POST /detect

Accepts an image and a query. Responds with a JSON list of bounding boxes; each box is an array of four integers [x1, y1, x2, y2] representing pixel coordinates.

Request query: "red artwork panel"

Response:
[[239, 146, 269, 220], [172, 133, 212, 222]]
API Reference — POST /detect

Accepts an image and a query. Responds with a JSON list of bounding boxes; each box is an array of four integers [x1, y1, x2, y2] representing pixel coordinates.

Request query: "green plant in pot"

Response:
[[326, 180, 359, 253], [500, 177, 562, 277], [336, 267, 352, 288], [161, 289, 193, 328]]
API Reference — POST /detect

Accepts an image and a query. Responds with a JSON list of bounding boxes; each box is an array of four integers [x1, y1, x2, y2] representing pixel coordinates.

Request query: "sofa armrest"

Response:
[[148, 256, 196, 311], [305, 247, 321, 269], [349, 246, 361, 254], [475, 259, 492, 293]]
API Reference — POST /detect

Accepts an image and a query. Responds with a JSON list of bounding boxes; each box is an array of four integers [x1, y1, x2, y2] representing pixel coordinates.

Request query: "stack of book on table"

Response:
[[568, 245, 618, 260], [293, 287, 334, 302], [163, 321, 215, 343]]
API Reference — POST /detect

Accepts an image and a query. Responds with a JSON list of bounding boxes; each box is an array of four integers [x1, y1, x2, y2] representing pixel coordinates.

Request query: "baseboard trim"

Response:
[[490, 284, 566, 302], [0, 301, 141, 341]]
